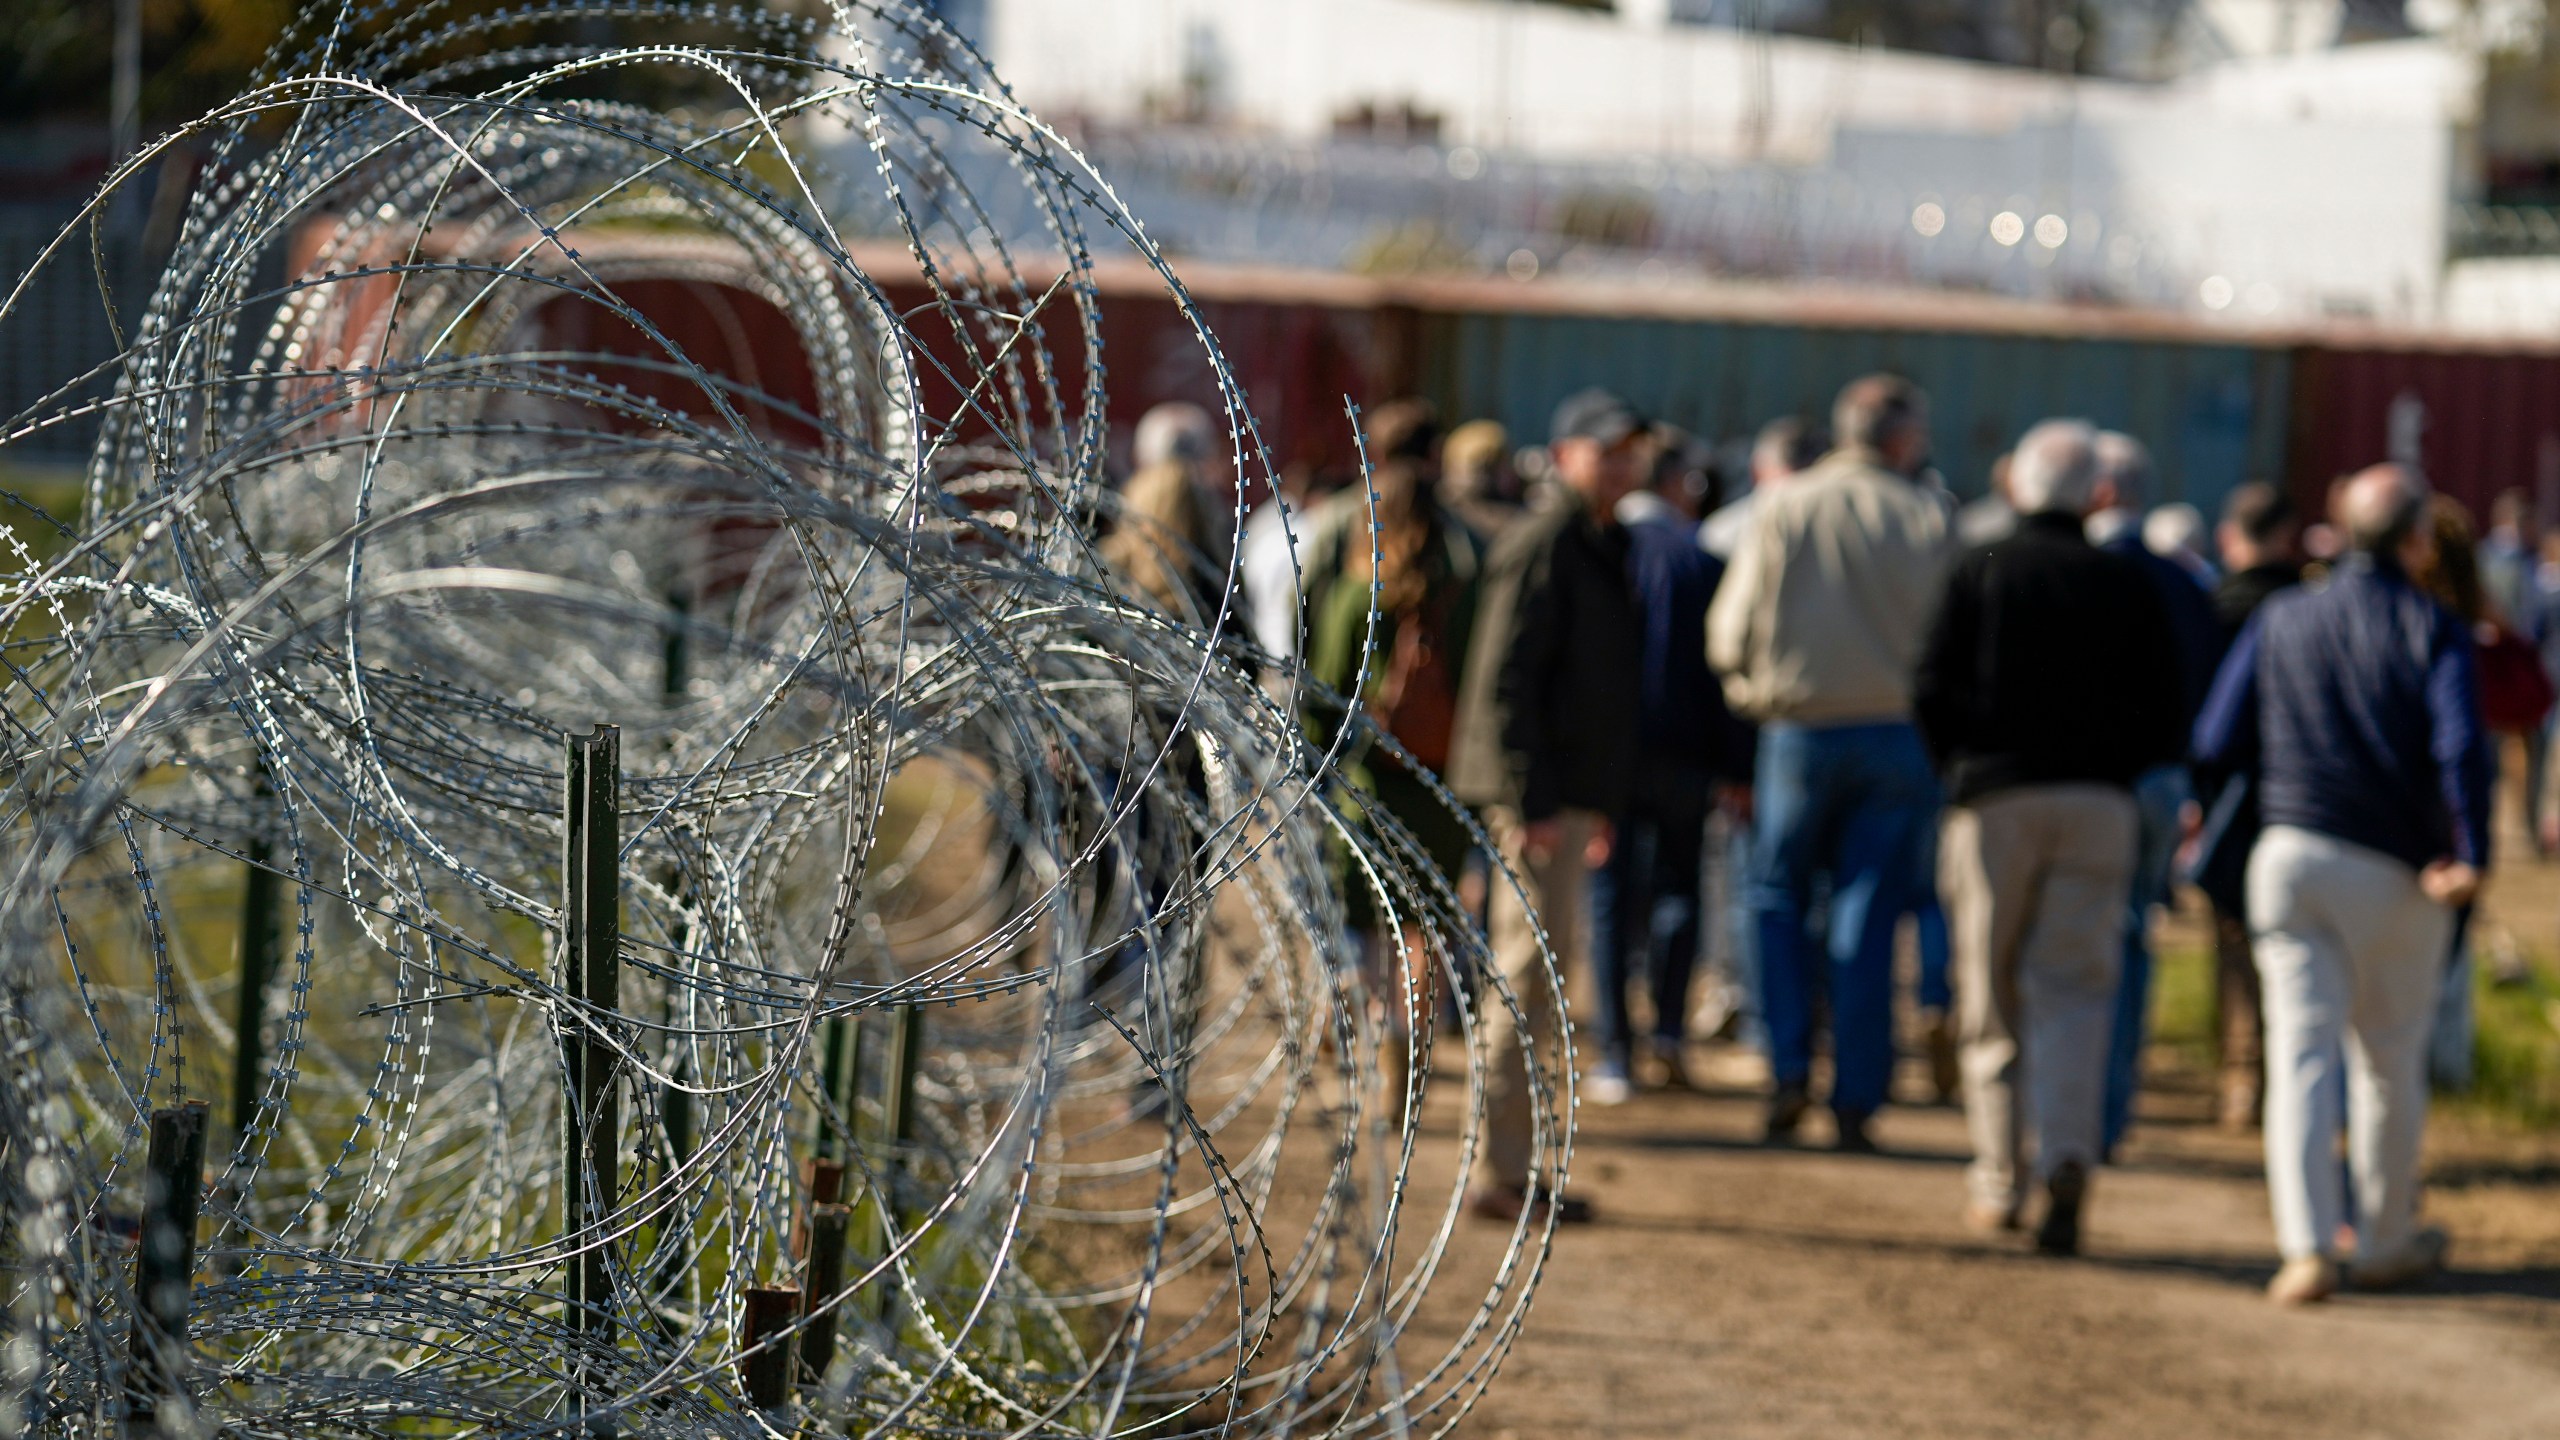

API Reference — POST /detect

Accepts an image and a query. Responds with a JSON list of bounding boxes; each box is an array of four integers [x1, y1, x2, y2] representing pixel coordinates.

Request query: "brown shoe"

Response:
[[1638, 1046, 1697, 1093], [1964, 1202, 2023, 1236], [2267, 1255, 2342, 1305], [1466, 1184, 1596, 1225]]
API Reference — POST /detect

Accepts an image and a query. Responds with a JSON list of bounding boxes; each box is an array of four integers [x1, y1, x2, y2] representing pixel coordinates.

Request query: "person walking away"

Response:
[[2190, 482, 2303, 1131], [1302, 413, 1482, 1121], [2474, 488, 2550, 854], [2412, 496, 2548, 1092], [2532, 528, 2560, 857], [1105, 402, 1233, 624], [1445, 388, 1650, 1222], [2193, 463, 2492, 1305], [1439, 418, 1527, 543], [1708, 375, 1952, 1152], [1585, 428, 1756, 1103], [1915, 420, 2184, 1253], [2478, 488, 2537, 634], [2145, 503, 2220, 587], [1701, 415, 1824, 559], [1240, 460, 1351, 673], [2086, 432, 2221, 1158]]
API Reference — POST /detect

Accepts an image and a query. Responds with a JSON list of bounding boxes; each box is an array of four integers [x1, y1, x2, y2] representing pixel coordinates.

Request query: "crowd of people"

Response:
[[1105, 372, 2525, 1305]]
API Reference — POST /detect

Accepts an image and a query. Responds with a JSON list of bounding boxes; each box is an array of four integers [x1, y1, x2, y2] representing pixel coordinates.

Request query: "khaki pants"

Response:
[[2249, 826, 2451, 1262], [1941, 786, 2138, 1211], [1473, 805, 1598, 1193]]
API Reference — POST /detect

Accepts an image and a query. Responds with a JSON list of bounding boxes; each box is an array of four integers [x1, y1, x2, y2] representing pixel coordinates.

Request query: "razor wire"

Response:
[[0, 3, 1572, 1436]]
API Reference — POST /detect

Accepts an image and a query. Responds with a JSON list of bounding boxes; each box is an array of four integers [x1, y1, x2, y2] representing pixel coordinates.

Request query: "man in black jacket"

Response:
[[1914, 419, 2185, 1255], [1446, 387, 1649, 1223]]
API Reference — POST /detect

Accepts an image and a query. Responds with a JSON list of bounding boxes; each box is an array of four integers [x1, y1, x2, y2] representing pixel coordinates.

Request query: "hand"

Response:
[[1583, 817, 1615, 870], [2419, 860, 2482, 909], [1717, 782, 1756, 827], [1522, 818, 1564, 863], [2173, 800, 2205, 876]]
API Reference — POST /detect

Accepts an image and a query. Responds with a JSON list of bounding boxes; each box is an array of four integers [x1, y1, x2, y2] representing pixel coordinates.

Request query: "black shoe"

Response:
[[2036, 1160, 2088, 1256], [1832, 1109, 1878, 1155], [1763, 1085, 1811, 1144]]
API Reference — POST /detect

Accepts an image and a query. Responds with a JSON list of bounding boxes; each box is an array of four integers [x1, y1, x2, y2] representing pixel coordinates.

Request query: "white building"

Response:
[[888, 0, 2496, 328]]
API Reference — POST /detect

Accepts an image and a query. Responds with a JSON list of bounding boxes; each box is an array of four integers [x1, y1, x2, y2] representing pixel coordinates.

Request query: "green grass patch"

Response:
[[2147, 931, 2217, 1070], [2149, 913, 2560, 1129], [2451, 955, 2560, 1129]]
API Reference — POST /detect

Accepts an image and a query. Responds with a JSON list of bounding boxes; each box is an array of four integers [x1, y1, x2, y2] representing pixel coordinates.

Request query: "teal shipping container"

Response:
[[1417, 308, 2292, 515]]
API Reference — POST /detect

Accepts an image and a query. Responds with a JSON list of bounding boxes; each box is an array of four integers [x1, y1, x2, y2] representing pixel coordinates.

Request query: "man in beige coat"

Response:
[[1707, 375, 1953, 1150]]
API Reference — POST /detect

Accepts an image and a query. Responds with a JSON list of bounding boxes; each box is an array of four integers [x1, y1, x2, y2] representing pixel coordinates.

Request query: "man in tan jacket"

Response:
[[1707, 375, 1953, 1150]]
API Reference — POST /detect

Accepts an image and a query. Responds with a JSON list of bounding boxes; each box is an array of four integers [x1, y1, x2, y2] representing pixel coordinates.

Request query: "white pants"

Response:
[[2248, 826, 2452, 1262]]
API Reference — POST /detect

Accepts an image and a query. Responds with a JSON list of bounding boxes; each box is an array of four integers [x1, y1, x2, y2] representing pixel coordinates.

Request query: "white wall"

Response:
[[963, 1, 2475, 323], [984, 0, 2084, 164]]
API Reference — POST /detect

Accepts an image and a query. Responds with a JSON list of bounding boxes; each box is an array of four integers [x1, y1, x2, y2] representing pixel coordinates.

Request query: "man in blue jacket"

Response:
[[2193, 463, 2492, 1305]]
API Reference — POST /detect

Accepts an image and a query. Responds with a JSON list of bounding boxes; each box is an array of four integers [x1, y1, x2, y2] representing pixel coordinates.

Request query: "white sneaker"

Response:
[[1582, 1070, 1633, 1107], [2351, 1226, 2450, 1291]]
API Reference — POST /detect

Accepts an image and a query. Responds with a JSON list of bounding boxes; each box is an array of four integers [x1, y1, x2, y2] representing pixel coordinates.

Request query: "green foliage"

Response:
[[2456, 955, 2560, 1127]]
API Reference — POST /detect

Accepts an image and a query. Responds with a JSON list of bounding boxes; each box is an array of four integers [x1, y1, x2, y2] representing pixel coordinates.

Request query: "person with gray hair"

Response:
[[2193, 462, 2493, 1304], [1912, 418, 2185, 1253], [2083, 428, 2223, 1160], [1709, 374, 1951, 1151]]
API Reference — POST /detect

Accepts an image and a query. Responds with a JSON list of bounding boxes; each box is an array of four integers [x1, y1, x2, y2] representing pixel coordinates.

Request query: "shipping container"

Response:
[[2286, 344, 2560, 526], [1415, 307, 2291, 515]]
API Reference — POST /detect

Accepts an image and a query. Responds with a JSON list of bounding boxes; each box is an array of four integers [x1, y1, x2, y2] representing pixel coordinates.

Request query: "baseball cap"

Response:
[[1550, 388, 1645, 447]]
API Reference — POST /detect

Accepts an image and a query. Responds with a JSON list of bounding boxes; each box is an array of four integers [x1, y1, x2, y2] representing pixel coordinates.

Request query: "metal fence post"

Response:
[[127, 1100, 207, 1438], [562, 724, 622, 1436]]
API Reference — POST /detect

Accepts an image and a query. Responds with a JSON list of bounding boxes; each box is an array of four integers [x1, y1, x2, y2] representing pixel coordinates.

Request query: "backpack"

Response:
[[1367, 606, 1457, 771]]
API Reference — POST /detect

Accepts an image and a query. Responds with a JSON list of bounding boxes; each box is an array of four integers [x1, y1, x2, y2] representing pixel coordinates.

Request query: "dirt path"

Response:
[[1399, 1046, 2560, 1439]]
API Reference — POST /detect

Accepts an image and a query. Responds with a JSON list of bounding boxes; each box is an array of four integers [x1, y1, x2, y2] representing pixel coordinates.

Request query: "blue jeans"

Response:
[[2102, 764, 2190, 1153], [1913, 820, 1952, 1014], [1589, 770, 1712, 1074], [1748, 721, 1940, 1118]]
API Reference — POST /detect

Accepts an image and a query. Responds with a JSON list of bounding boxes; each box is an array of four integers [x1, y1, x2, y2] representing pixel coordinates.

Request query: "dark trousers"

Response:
[[1589, 768, 1712, 1074]]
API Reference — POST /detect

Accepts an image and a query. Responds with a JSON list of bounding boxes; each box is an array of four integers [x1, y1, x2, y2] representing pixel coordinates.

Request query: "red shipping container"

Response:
[[2289, 344, 2560, 527]]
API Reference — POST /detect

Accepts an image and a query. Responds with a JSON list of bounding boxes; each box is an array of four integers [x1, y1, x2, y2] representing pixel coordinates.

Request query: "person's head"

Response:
[[1548, 388, 1652, 515], [1751, 415, 1826, 489], [2145, 503, 2209, 566], [1649, 424, 1718, 519], [2337, 463, 2434, 575], [1103, 458, 1212, 614], [1832, 374, 1929, 475], [2217, 481, 2298, 571], [2491, 487, 2535, 541], [1356, 453, 1440, 613], [1365, 397, 1441, 469], [2418, 493, 2486, 622], [1440, 418, 1513, 504], [1134, 401, 1216, 471], [2090, 431, 2153, 515], [2003, 418, 2102, 517]]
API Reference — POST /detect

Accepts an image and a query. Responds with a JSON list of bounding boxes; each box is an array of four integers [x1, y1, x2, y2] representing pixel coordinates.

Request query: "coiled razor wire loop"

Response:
[[0, 4, 1575, 1437]]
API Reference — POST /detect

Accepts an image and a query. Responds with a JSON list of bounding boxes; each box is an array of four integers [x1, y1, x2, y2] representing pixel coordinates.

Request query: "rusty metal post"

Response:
[[739, 1286, 800, 1411], [126, 1100, 208, 1437]]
